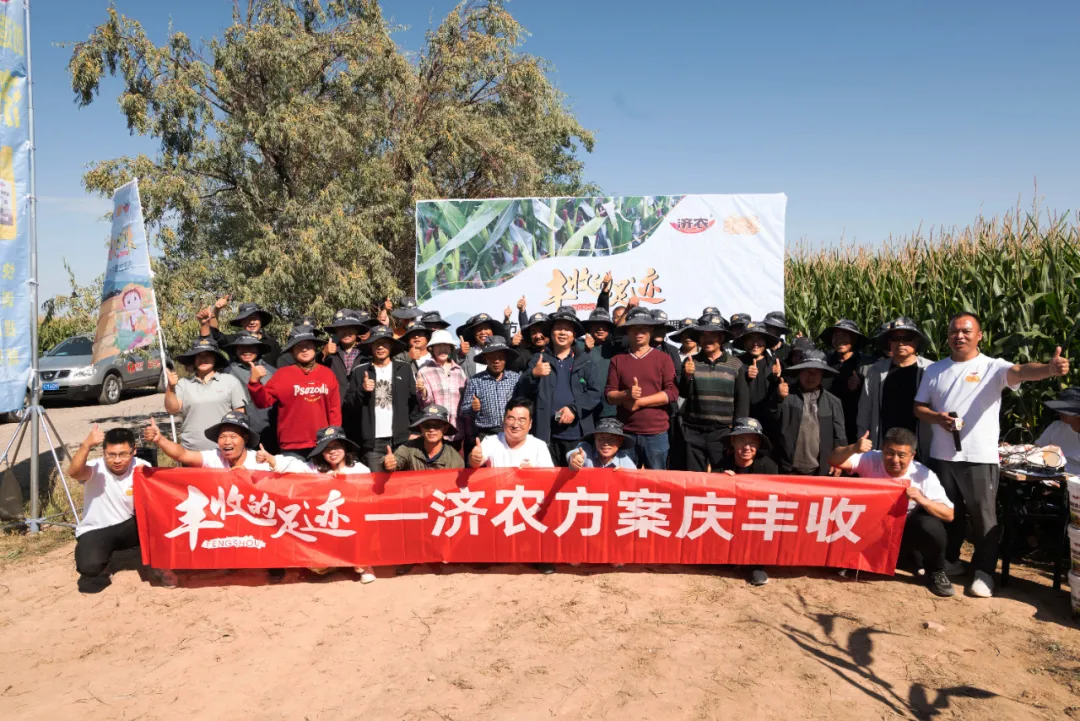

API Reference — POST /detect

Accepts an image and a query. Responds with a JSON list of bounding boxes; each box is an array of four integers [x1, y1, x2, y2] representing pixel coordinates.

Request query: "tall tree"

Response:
[[68, 0, 595, 345]]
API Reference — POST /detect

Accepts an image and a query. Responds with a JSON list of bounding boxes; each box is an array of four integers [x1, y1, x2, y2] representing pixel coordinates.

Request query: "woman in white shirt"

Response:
[[1038, 387, 1080, 475]]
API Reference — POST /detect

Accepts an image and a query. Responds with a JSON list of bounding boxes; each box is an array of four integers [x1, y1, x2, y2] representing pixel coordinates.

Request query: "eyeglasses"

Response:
[[105, 452, 133, 460], [890, 333, 916, 343], [504, 417, 529, 428]]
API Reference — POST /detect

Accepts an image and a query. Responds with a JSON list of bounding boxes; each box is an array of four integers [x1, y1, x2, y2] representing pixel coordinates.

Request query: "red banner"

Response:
[[134, 468, 910, 574]]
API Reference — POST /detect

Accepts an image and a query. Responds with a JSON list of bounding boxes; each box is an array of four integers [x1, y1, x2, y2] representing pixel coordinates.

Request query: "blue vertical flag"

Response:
[[0, 0, 30, 412]]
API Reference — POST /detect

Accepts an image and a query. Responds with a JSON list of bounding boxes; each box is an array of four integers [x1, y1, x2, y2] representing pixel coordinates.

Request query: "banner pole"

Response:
[[25, 0, 41, 532]]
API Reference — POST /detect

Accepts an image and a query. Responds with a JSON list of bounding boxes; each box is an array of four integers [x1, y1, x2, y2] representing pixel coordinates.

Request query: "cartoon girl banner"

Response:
[[91, 180, 161, 364]]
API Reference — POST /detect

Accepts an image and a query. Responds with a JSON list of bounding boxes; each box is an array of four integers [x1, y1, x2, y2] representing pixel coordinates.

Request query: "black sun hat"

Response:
[[521, 312, 552, 335], [176, 337, 230, 367], [475, 335, 512, 362], [282, 325, 329, 354], [819, 319, 867, 349], [586, 308, 614, 329], [617, 306, 667, 332], [668, 317, 699, 343], [882, 316, 928, 349], [763, 311, 789, 335], [1044, 387, 1080, 416], [324, 309, 372, 333], [409, 404, 456, 436], [359, 325, 407, 354], [392, 296, 424, 321], [585, 417, 628, 445], [308, 425, 360, 459], [204, 411, 261, 449], [722, 417, 772, 453], [400, 320, 432, 342], [224, 331, 271, 357], [420, 310, 451, 330], [784, 349, 838, 375], [740, 321, 780, 348], [550, 305, 586, 337], [456, 312, 508, 341], [729, 313, 752, 330], [228, 302, 274, 329]]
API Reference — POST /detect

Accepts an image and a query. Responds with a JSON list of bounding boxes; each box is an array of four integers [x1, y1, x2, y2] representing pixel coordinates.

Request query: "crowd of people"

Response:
[[70, 280, 1074, 599]]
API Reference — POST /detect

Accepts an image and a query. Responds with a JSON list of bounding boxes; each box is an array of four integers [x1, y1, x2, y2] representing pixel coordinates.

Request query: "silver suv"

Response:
[[39, 334, 165, 405]]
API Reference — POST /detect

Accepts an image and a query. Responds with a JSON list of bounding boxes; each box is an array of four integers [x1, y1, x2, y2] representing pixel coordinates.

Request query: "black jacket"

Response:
[[209, 326, 283, 368], [514, 347, 602, 442], [767, 386, 848, 476], [345, 360, 420, 451], [321, 347, 370, 403], [742, 354, 778, 424]]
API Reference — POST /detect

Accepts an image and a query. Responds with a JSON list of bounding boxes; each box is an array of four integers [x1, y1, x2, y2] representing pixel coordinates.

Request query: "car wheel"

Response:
[[0, 389, 30, 423], [98, 373, 123, 405]]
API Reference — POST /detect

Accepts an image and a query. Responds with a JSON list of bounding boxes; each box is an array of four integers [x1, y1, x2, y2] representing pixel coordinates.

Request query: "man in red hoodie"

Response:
[[249, 325, 342, 458]]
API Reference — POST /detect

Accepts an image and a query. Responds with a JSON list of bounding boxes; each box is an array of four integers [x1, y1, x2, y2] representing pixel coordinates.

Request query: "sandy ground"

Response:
[[2, 395, 1080, 720]]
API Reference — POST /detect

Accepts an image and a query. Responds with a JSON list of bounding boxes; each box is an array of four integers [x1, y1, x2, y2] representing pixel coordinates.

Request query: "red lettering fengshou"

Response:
[[135, 468, 909, 573]]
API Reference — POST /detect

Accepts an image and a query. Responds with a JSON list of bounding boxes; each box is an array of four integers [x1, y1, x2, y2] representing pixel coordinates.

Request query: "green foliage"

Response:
[[786, 204, 1080, 437], [38, 261, 102, 353], [66, 0, 595, 348]]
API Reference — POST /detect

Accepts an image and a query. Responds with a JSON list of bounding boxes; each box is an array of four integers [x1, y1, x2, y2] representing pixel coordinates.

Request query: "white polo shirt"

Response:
[[76, 457, 150, 537], [479, 433, 554, 468], [849, 450, 953, 515]]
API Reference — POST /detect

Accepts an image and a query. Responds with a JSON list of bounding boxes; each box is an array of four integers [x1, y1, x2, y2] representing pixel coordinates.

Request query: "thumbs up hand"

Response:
[[1050, 346, 1069, 376], [459, 335, 470, 355], [856, 431, 872, 453], [325, 338, 338, 356], [249, 361, 267, 382], [584, 333, 595, 350], [511, 332, 523, 347], [772, 357, 782, 377], [569, 446, 586, 471], [503, 305, 513, 322], [256, 444, 276, 468], [471, 394, 482, 412], [86, 423, 105, 447], [747, 360, 759, 380], [517, 295, 527, 312], [415, 374, 426, 398], [469, 442, 485, 468], [533, 354, 551, 377], [383, 445, 397, 471], [143, 417, 162, 444], [630, 377, 642, 400], [778, 377, 789, 399], [684, 357, 695, 376], [363, 369, 375, 393]]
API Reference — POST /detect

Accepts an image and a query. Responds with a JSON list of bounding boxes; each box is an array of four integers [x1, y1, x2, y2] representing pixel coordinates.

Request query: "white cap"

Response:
[[428, 329, 456, 348]]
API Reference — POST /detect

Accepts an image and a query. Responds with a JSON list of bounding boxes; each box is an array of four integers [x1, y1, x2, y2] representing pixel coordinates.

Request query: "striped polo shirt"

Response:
[[680, 352, 743, 428]]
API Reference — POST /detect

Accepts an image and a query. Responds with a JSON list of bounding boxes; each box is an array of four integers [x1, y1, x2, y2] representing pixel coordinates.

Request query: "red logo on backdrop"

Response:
[[670, 217, 716, 234], [134, 468, 909, 573]]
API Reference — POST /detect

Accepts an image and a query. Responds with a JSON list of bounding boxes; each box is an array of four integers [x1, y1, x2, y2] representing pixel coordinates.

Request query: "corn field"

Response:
[[785, 203, 1080, 438]]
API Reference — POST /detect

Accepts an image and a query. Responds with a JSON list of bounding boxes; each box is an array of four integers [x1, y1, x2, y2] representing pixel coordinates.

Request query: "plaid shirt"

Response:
[[416, 361, 468, 441], [460, 369, 521, 431], [341, 346, 361, 376]]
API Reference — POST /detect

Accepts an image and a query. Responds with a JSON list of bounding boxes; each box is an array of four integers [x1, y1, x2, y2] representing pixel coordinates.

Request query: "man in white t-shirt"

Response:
[[469, 397, 554, 469], [831, 426, 956, 597], [144, 410, 276, 471], [68, 425, 149, 593], [913, 311, 1069, 598], [1037, 387, 1080, 475]]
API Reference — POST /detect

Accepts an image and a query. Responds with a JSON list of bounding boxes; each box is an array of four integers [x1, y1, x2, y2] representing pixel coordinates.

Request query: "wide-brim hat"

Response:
[[585, 417, 627, 445], [308, 425, 360, 459], [728, 313, 751, 329], [668, 318, 699, 343], [763, 311, 789, 334], [177, 337, 230, 366], [819, 319, 867, 348], [681, 314, 731, 343], [392, 296, 424, 320], [324, 309, 372, 332], [359, 325, 407, 353], [521, 312, 552, 335], [739, 321, 780, 348], [228, 302, 274, 328], [475, 335, 512, 361], [784, 349, 838, 375], [617, 307, 666, 332], [722, 417, 772, 453], [282, 326, 329, 354], [585, 309, 614, 329], [401, 320, 432, 341], [701, 306, 722, 318], [1044, 387, 1080, 416], [204, 411, 260, 449], [549, 307, 586, 337], [421, 310, 450, 330], [409, 404, 457, 436], [224, 332, 271, 357], [427, 329, 457, 349], [456, 313, 508, 341], [881, 317, 928, 349]]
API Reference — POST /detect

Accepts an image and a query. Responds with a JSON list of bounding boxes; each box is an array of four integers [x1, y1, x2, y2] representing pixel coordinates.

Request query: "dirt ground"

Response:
[[2, 395, 1080, 720]]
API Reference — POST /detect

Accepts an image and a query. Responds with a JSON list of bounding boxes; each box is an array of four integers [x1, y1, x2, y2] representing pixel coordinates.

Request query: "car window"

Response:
[[45, 337, 93, 357]]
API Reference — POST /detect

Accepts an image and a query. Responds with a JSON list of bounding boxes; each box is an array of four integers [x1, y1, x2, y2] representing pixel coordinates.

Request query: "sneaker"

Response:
[[915, 568, 926, 577], [533, 563, 556, 575], [749, 569, 769, 586], [943, 559, 966, 576], [360, 572, 376, 584], [969, 571, 994, 598], [148, 568, 179, 588], [928, 571, 955, 597]]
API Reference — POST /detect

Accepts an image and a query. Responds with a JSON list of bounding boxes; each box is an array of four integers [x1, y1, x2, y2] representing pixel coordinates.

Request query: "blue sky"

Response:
[[34, 0, 1080, 302]]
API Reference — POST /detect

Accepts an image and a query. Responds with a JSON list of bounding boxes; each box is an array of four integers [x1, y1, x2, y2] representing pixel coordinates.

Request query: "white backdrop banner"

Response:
[[414, 194, 786, 332]]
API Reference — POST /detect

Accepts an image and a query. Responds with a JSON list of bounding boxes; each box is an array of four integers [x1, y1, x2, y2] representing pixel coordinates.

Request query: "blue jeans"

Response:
[[622, 431, 670, 470]]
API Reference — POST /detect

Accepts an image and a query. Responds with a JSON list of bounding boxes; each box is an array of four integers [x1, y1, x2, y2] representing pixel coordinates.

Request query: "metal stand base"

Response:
[[0, 404, 79, 532]]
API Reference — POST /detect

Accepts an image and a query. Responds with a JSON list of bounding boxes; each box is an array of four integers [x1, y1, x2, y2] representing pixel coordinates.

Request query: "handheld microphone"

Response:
[[948, 412, 963, 452]]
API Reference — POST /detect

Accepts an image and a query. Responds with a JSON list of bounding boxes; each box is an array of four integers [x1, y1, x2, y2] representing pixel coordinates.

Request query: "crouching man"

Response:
[[830, 427, 956, 597], [68, 425, 152, 593]]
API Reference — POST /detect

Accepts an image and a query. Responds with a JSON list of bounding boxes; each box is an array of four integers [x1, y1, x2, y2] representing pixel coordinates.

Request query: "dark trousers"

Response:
[[363, 437, 394, 472], [548, 437, 581, 468], [75, 516, 140, 582], [680, 423, 727, 473], [899, 510, 948, 573], [935, 460, 1000, 575], [623, 431, 669, 470]]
